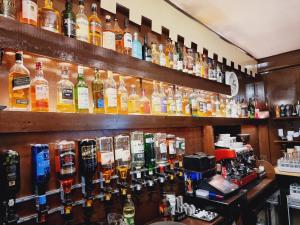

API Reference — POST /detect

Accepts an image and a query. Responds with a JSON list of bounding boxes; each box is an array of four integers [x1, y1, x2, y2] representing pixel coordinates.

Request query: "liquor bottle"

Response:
[[206, 94, 212, 117], [241, 98, 248, 118], [236, 96, 242, 117], [216, 64, 224, 83], [123, 18, 132, 56], [208, 59, 214, 80], [151, 81, 162, 115], [132, 32, 142, 59], [62, 0, 76, 38], [139, 88, 150, 114], [215, 95, 221, 117], [177, 44, 183, 71], [114, 135, 131, 182], [92, 69, 104, 113], [20, 0, 38, 26], [248, 98, 255, 118], [128, 85, 140, 114], [75, 65, 89, 113], [182, 46, 188, 73], [154, 133, 167, 167], [117, 76, 128, 114], [198, 92, 206, 117], [30, 61, 49, 112], [142, 35, 152, 62], [0, 150, 20, 225], [202, 55, 208, 78], [130, 131, 145, 171], [194, 53, 201, 76], [151, 43, 159, 64], [296, 100, 300, 117], [211, 95, 216, 117], [172, 42, 179, 70], [56, 66, 75, 113], [104, 71, 117, 114], [38, 0, 60, 33], [187, 48, 194, 74], [220, 97, 226, 117], [167, 87, 176, 115], [31, 144, 50, 224], [8, 52, 30, 111], [144, 133, 156, 175], [0, 0, 16, 19], [165, 38, 173, 68], [175, 87, 183, 115], [182, 90, 191, 116], [159, 44, 166, 67], [103, 15, 115, 50], [96, 137, 114, 184], [55, 141, 76, 221], [189, 89, 198, 117], [160, 82, 167, 115], [123, 194, 135, 225], [114, 18, 124, 54], [76, 0, 89, 43], [167, 134, 176, 169], [175, 137, 185, 168], [88, 3, 102, 46]]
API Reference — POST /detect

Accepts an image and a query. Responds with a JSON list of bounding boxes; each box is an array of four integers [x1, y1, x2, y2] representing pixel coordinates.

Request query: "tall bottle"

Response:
[[182, 46, 188, 73], [104, 71, 117, 114], [206, 94, 212, 117], [142, 35, 152, 62], [89, 3, 102, 46], [38, 0, 60, 33], [92, 69, 104, 113], [103, 15, 116, 50], [154, 133, 167, 167], [123, 194, 135, 225], [0, 0, 16, 19], [128, 84, 140, 114], [75, 65, 89, 113], [160, 82, 167, 115], [76, 0, 89, 42], [8, 52, 30, 111], [20, 0, 38, 26], [202, 55, 209, 78], [56, 66, 75, 113], [151, 81, 162, 115], [175, 87, 183, 115], [159, 44, 166, 67], [144, 133, 156, 175], [123, 18, 132, 56], [130, 131, 145, 171], [61, 0, 76, 38], [114, 18, 124, 54], [117, 76, 128, 114], [30, 62, 49, 112], [139, 88, 151, 114], [167, 87, 176, 115], [132, 32, 142, 59]]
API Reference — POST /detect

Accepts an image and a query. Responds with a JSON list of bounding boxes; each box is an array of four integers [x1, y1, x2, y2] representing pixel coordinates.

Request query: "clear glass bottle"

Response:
[[194, 53, 201, 76], [92, 69, 104, 113], [8, 52, 30, 111], [114, 18, 124, 54], [198, 92, 207, 117], [0, 0, 16, 19], [103, 15, 115, 50], [56, 66, 75, 113], [104, 71, 117, 114], [38, 0, 60, 33], [216, 64, 224, 83], [175, 87, 183, 115], [167, 134, 177, 169], [189, 89, 198, 117], [114, 134, 131, 182], [128, 84, 140, 114], [159, 44, 166, 67], [202, 55, 209, 78], [182, 46, 188, 73], [206, 94, 212, 117], [89, 3, 102, 46], [76, 0, 89, 43], [167, 87, 176, 115], [172, 42, 179, 70], [142, 35, 152, 62], [177, 44, 183, 71], [123, 194, 135, 225], [74, 65, 89, 113], [215, 95, 221, 117], [151, 43, 159, 64], [139, 88, 150, 114], [165, 38, 173, 68], [123, 18, 132, 56], [151, 81, 162, 115], [130, 131, 145, 170], [154, 133, 167, 167], [20, 0, 38, 26], [160, 82, 167, 115], [61, 0, 76, 38], [182, 90, 191, 116], [132, 32, 142, 59], [117, 76, 128, 114], [187, 48, 194, 74], [30, 62, 49, 112]]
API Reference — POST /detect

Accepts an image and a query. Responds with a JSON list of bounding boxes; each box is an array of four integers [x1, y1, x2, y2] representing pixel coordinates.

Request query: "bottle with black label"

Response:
[[0, 150, 20, 225], [62, 0, 76, 38], [57, 66, 75, 112]]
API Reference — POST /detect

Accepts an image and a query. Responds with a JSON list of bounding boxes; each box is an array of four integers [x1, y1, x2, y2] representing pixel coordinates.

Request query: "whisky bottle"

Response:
[[103, 15, 116, 50], [139, 88, 150, 114], [0, 0, 16, 19], [62, 0, 76, 38], [144, 133, 156, 175], [172, 42, 179, 70], [216, 64, 224, 83], [132, 32, 142, 59], [165, 38, 173, 68], [89, 3, 102, 46], [104, 71, 117, 114], [128, 85, 140, 114], [114, 18, 124, 54], [177, 45, 183, 71], [130, 131, 145, 170], [123, 18, 132, 56], [215, 95, 221, 117], [167, 134, 177, 169], [151, 43, 159, 64], [92, 69, 104, 113], [175, 137, 185, 167], [114, 135, 131, 181], [142, 35, 152, 62], [151, 81, 162, 115], [202, 55, 209, 79], [30, 62, 49, 112], [76, 0, 89, 43], [198, 92, 207, 117], [38, 0, 60, 33], [154, 133, 167, 167], [182, 46, 188, 73], [117, 76, 128, 114], [159, 82, 167, 114], [56, 66, 75, 113], [159, 44, 166, 67], [8, 52, 30, 111], [167, 87, 176, 115], [175, 87, 183, 115], [187, 48, 194, 74], [75, 66, 89, 113], [96, 137, 114, 184], [206, 94, 212, 117], [20, 0, 38, 26], [123, 194, 135, 225], [182, 91, 191, 116]]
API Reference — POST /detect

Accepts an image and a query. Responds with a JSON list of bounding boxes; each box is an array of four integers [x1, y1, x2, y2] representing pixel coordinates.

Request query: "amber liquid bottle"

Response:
[[114, 18, 124, 54], [104, 71, 118, 114], [20, 0, 38, 26], [89, 3, 102, 46]]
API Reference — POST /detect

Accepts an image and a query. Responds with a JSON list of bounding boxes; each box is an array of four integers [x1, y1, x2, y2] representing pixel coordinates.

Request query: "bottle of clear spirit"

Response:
[[175, 87, 183, 115], [104, 71, 117, 114], [117, 76, 128, 114], [76, 0, 89, 43], [167, 87, 176, 115], [128, 85, 140, 114], [151, 81, 162, 115], [154, 133, 167, 167]]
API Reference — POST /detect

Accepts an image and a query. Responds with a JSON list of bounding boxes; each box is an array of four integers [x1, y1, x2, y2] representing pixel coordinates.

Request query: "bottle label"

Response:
[[90, 21, 102, 35], [6, 163, 17, 187], [22, 0, 37, 22], [63, 17, 76, 37], [0, 0, 16, 18], [103, 31, 116, 50], [120, 93, 128, 111], [35, 84, 49, 101], [77, 87, 89, 109], [124, 216, 135, 225], [57, 148, 76, 175], [40, 10, 58, 32], [12, 76, 30, 90], [76, 17, 89, 42], [152, 96, 161, 113], [160, 142, 167, 153], [132, 42, 142, 59], [145, 137, 154, 144], [124, 33, 132, 48], [94, 89, 104, 109], [207, 103, 212, 112], [62, 88, 74, 103], [169, 141, 176, 154], [36, 150, 50, 177], [81, 145, 96, 160], [191, 99, 197, 109], [100, 152, 114, 165], [106, 88, 117, 107], [115, 149, 130, 161], [131, 140, 144, 154]]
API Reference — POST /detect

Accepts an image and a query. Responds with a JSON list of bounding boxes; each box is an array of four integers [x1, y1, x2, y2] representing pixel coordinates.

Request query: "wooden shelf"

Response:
[[274, 140, 300, 144], [0, 17, 231, 95], [0, 111, 266, 133], [273, 116, 300, 121]]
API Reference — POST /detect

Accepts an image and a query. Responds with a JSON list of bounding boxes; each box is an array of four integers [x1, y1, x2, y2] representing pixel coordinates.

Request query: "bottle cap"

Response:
[[15, 52, 23, 61], [36, 61, 42, 70]]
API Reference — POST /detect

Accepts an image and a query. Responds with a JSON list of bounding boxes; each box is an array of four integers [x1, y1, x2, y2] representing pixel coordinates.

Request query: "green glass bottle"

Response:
[[75, 66, 89, 113], [62, 0, 76, 38], [144, 133, 156, 176]]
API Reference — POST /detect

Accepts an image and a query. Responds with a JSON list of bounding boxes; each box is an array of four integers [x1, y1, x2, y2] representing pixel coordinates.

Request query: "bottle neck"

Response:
[[45, 0, 53, 9], [66, 1, 72, 11], [36, 69, 44, 78], [16, 60, 23, 65], [79, 5, 84, 13]]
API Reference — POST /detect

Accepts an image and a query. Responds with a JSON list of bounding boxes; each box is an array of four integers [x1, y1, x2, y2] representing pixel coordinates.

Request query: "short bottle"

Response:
[[89, 3, 102, 46], [0, 0, 16, 19], [128, 84, 140, 114], [117, 76, 128, 114], [30, 62, 49, 112], [132, 32, 142, 59], [76, 0, 89, 43], [38, 0, 60, 33], [75, 66, 89, 113], [92, 69, 104, 113], [8, 52, 30, 111], [56, 66, 75, 113], [123, 18, 132, 56], [123, 194, 135, 225], [114, 18, 124, 54], [20, 0, 38, 26], [102, 15, 116, 50], [104, 71, 117, 114], [62, 0, 76, 38]]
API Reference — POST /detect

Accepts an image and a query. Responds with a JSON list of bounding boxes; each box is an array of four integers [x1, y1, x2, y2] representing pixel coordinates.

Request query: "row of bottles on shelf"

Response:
[[1, 0, 230, 81], [0, 131, 184, 224], [275, 101, 300, 118], [8, 51, 257, 118]]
